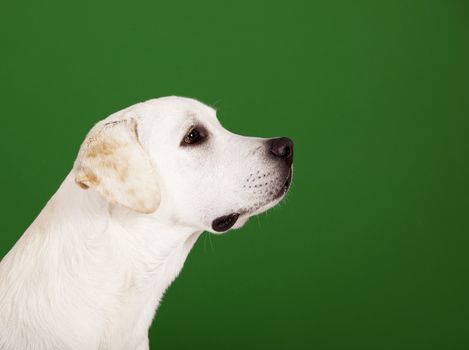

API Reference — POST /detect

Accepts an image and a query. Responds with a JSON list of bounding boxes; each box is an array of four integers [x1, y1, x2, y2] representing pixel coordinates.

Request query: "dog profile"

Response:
[[0, 96, 294, 350]]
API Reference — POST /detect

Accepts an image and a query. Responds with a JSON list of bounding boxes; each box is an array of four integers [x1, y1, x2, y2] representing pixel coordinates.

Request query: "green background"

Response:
[[1, 1, 468, 349]]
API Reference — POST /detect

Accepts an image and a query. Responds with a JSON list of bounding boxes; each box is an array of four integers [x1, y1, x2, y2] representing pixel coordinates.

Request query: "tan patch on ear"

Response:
[[77, 182, 89, 189], [87, 139, 120, 158], [73, 117, 160, 213], [75, 171, 99, 189]]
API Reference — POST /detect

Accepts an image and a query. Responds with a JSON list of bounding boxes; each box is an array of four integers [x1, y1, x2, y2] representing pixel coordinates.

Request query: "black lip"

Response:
[[212, 213, 240, 232], [274, 168, 292, 199], [284, 168, 292, 189]]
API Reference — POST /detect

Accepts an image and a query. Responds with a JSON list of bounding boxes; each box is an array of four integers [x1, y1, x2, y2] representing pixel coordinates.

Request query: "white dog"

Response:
[[0, 96, 293, 350]]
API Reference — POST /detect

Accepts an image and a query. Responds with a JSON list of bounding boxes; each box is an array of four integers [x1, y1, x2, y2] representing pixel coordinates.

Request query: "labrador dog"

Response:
[[0, 96, 293, 350]]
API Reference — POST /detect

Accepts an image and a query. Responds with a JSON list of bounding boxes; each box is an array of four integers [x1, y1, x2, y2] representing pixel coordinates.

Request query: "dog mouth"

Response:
[[284, 168, 292, 190], [212, 213, 240, 232], [274, 167, 292, 199], [211, 168, 292, 233]]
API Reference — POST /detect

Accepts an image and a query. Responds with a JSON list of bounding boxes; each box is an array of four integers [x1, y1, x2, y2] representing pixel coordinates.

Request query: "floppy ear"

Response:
[[73, 117, 160, 213]]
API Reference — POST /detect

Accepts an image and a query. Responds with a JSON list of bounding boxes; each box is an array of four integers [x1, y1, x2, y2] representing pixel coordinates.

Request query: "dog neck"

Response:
[[0, 172, 203, 349], [49, 171, 202, 279]]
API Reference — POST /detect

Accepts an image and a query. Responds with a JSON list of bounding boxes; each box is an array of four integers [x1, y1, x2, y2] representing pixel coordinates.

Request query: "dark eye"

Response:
[[182, 127, 206, 145]]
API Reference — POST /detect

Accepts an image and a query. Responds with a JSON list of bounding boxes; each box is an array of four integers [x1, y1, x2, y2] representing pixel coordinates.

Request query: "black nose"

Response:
[[269, 137, 294, 166]]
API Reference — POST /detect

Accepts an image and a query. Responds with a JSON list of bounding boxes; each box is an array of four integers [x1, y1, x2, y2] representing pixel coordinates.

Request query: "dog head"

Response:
[[74, 96, 293, 233]]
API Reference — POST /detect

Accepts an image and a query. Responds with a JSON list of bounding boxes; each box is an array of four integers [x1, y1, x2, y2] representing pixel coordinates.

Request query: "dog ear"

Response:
[[73, 117, 160, 213]]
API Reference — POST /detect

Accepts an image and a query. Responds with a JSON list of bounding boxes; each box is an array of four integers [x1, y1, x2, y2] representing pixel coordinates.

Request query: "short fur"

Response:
[[0, 96, 292, 350]]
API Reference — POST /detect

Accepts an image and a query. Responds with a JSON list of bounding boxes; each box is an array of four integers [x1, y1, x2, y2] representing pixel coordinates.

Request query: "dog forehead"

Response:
[[133, 96, 222, 151], [146, 97, 216, 119], [139, 96, 219, 132]]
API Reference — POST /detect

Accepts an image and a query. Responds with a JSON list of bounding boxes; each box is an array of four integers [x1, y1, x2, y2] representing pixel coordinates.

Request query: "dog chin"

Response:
[[239, 190, 288, 224], [226, 194, 284, 230], [251, 194, 285, 216], [211, 171, 292, 233]]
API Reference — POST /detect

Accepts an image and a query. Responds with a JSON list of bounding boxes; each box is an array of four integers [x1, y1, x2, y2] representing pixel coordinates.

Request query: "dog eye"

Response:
[[182, 127, 206, 145]]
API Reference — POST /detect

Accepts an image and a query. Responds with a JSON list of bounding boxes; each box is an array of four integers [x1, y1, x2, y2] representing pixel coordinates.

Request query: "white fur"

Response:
[[0, 96, 291, 350]]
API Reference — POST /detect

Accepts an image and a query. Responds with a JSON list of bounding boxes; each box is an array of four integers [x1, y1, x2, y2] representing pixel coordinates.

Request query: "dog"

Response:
[[0, 96, 293, 350]]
